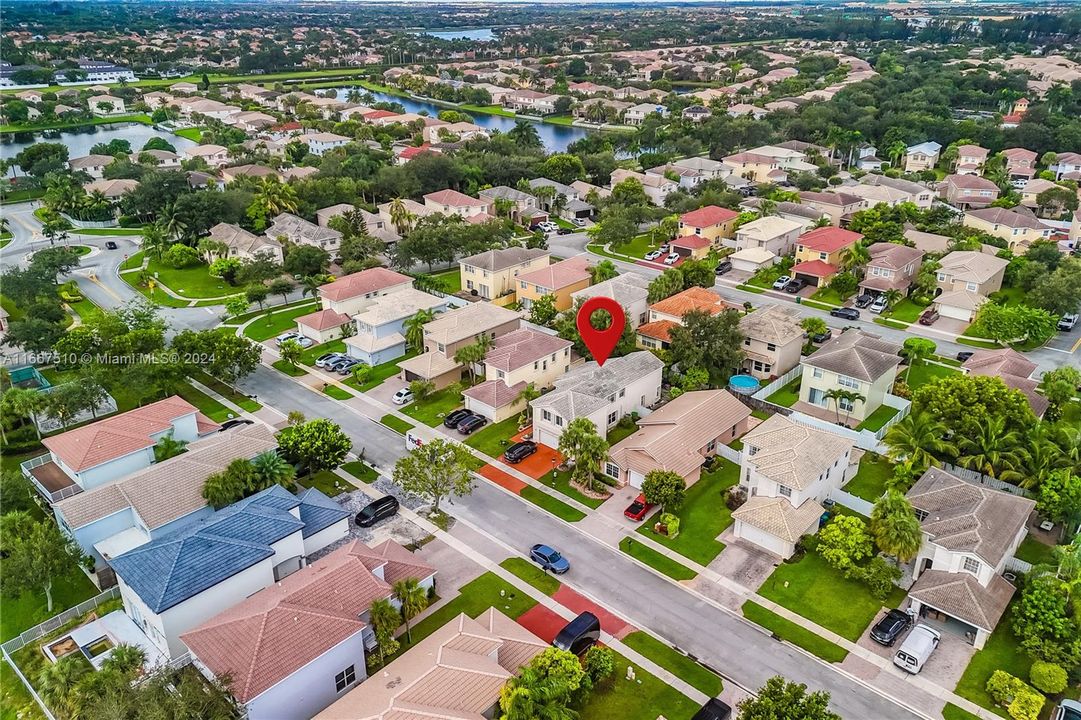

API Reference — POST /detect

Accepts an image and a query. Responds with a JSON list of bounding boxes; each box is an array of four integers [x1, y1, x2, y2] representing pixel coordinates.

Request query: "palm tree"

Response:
[[881, 288, 903, 312], [822, 388, 845, 423], [900, 343, 933, 384], [886, 140, 908, 169], [252, 450, 296, 490], [368, 597, 401, 666], [160, 203, 188, 241], [346, 89, 364, 104], [255, 177, 299, 216], [101, 644, 146, 676], [38, 656, 90, 717], [1021, 424, 1066, 490], [499, 665, 580, 720], [153, 431, 188, 462], [837, 390, 865, 425], [840, 242, 870, 272], [516, 382, 543, 425], [392, 578, 429, 644], [279, 339, 303, 369], [957, 415, 1024, 481], [870, 490, 923, 565], [557, 417, 610, 492], [404, 309, 435, 353], [2, 387, 45, 440], [388, 198, 415, 235], [589, 260, 618, 284], [883, 411, 956, 471]]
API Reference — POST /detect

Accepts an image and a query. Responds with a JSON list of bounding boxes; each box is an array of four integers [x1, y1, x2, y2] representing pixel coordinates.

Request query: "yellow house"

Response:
[[462, 329, 574, 422], [459, 247, 550, 303], [722, 152, 784, 183], [517, 256, 592, 312], [797, 331, 902, 426], [962, 207, 1051, 252], [678, 205, 740, 243], [791, 227, 863, 288]]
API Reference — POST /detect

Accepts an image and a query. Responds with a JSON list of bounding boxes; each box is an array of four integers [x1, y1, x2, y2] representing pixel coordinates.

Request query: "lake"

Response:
[[329, 87, 594, 153], [1, 122, 197, 178], [415, 28, 497, 41]]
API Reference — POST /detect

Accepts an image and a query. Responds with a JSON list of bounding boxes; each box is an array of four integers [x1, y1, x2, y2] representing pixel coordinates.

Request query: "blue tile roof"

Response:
[[111, 486, 341, 613]]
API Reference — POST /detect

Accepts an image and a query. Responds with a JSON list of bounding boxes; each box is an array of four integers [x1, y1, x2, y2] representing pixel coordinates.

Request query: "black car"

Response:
[[830, 307, 860, 321], [870, 609, 912, 647], [219, 418, 254, 432], [553, 611, 600, 655], [783, 279, 804, 294], [811, 328, 833, 344], [854, 293, 874, 308], [556, 228, 573, 235], [691, 699, 733, 720], [504, 440, 538, 464], [356, 496, 399, 527], [456, 414, 487, 434], [443, 408, 472, 429], [105, 241, 119, 250], [956, 351, 974, 363], [715, 260, 733, 275]]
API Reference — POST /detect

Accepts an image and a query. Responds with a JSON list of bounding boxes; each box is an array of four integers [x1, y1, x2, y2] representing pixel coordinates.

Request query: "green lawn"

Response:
[[74, 227, 146, 236], [809, 287, 847, 306], [611, 232, 661, 259], [380, 414, 415, 434], [902, 361, 960, 390], [427, 267, 462, 294], [636, 459, 740, 566], [401, 387, 465, 427], [2, 657, 46, 720], [172, 382, 238, 423], [955, 610, 1029, 717], [618, 537, 697, 581], [341, 461, 379, 484], [0, 114, 153, 133], [118, 251, 145, 271], [226, 298, 316, 324], [606, 420, 639, 446], [243, 304, 321, 341], [465, 415, 522, 458], [343, 349, 419, 393], [67, 296, 104, 324], [885, 298, 930, 323], [766, 379, 802, 408], [173, 127, 203, 141], [758, 550, 906, 641], [1, 564, 99, 643], [741, 601, 849, 663], [1013, 536, 1058, 566], [300, 339, 346, 366], [844, 453, 893, 502], [499, 557, 561, 596], [621, 631, 724, 697], [536, 470, 607, 509], [143, 258, 238, 299], [302, 469, 357, 498], [578, 649, 701, 720], [323, 384, 353, 400], [190, 371, 262, 412], [942, 703, 982, 720], [855, 404, 900, 433], [271, 360, 307, 376], [520, 486, 587, 522]]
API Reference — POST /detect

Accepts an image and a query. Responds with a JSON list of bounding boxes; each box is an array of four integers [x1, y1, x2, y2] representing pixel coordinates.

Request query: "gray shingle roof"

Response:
[[802, 330, 902, 382], [459, 247, 548, 272], [532, 352, 663, 418]]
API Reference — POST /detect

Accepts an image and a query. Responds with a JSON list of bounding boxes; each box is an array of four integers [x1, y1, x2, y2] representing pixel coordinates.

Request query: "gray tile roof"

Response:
[[740, 414, 852, 490], [459, 247, 549, 272], [532, 351, 663, 418], [802, 330, 902, 382], [909, 570, 1015, 632], [572, 273, 650, 307]]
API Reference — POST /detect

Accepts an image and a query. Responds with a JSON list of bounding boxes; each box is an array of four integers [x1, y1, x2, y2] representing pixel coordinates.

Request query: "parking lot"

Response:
[[1045, 320, 1081, 354]]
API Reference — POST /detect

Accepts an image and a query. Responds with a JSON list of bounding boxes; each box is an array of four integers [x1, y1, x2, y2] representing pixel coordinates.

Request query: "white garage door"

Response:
[[937, 303, 972, 322], [537, 428, 560, 449], [734, 520, 794, 558]]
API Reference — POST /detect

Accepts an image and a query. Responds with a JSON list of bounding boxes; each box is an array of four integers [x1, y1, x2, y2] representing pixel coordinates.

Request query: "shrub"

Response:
[[725, 485, 747, 510], [160, 243, 202, 268], [118, 214, 141, 227], [850, 556, 903, 601], [986, 671, 1045, 720], [657, 512, 680, 538], [209, 257, 241, 282], [583, 646, 615, 683], [1029, 661, 1067, 694]]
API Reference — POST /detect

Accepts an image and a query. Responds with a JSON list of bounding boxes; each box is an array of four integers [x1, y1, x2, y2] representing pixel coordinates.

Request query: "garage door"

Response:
[[734, 521, 793, 558], [536, 428, 560, 449], [937, 304, 972, 322]]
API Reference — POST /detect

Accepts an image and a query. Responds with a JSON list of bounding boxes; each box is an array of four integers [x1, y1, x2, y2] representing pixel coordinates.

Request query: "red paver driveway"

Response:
[[504, 428, 564, 480], [516, 604, 566, 643], [478, 464, 527, 494], [553, 585, 634, 639]]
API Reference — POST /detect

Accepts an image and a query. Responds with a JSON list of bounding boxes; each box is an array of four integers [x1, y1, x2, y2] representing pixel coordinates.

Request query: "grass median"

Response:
[[741, 601, 848, 663], [499, 557, 561, 596], [621, 631, 724, 697], [618, 537, 696, 581], [520, 486, 586, 522]]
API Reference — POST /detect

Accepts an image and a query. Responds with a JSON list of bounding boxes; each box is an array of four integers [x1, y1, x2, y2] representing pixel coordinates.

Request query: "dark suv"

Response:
[[830, 307, 860, 321], [504, 440, 538, 464], [870, 609, 912, 646]]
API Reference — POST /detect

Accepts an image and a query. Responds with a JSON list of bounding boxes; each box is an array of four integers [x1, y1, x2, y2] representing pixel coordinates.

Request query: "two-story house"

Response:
[[1049, 151, 1081, 181], [68, 154, 116, 179], [732, 414, 854, 558], [110, 484, 350, 657], [1001, 147, 1038, 186], [397, 302, 522, 390], [623, 103, 670, 126], [296, 268, 414, 343], [853, 175, 935, 209], [963, 207, 1051, 252], [462, 329, 574, 422], [961, 348, 1048, 418], [1018, 178, 1060, 213], [606, 390, 751, 489], [423, 189, 494, 221], [939, 174, 1000, 210], [732, 216, 804, 256], [609, 169, 678, 207], [531, 351, 664, 448], [183, 144, 230, 168], [954, 144, 989, 175], [572, 274, 651, 329], [343, 288, 449, 366], [459, 247, 550, 303], [904, 141, 942, 173], [722, 152, 784, 183], [22, 396, 220, 503], [932, 250, 1009, 323], [797, 330, 902, 425], [302, 132, 350, 156], [796, 191, 862, 226], [502, 90, 561, 114], [637, 287, 729, 351], [182, 539, 435, 720], [267, 213, 343, 255], [790, 227, 863, 288], [737, 305, 805, 380], [673, 206, 740, 260], [859, 242, 925, 297], [208, 222, 284, 264], [516, 256, 592, 312], [906, 468, 1034, 649], [478, 186, 546, 227]]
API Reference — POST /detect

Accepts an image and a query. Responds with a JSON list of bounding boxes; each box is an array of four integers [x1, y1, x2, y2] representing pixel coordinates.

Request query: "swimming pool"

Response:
[[728, 374, 761, 395]]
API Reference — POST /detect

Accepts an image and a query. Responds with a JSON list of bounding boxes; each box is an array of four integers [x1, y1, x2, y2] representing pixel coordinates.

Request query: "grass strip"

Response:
[[341, 461, 379, 484], [520, 486, 586, 522], [322, 384, 353, 400], [499, 557, 561, 596], [741, 601, 849, 663], [618, 537, 696, 581], [271, 360, 306, 377], [380, 414, 415, 434], [621, 631, 724, 697]]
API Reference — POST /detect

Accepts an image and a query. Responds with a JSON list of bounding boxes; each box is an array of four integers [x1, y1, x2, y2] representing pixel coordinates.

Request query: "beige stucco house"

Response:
[[458, 248, 550, 303], [516, 256, 592, 312], [797, 330, 902, 425], [738, 305, 804, 380], [462, 329, 573, 422], [732, 216, 804, 256], [962, 207, 1051, 252]]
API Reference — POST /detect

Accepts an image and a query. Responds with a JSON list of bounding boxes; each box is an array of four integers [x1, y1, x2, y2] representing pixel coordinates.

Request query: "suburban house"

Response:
[[182, 540, 435, 720], [459, 247, 550, 303], [963, 207, 1051, 251], [741, 199, 826, 231], [954, 145, 989, 175], [462, 329, 574, 422], [302, 132, 350, 156], [854, 144, 884, 171], [267, 213, 343, 254], [796, 191, 862, 226], [623, 102, 670, 125], [502, 89, 561, 114], [397, 302, 522, 390], [939, 174, 1000, 210], [572, 273, 651, 329], [22, 396, 219, 503], [1001, 148, 1038, 184], [68, 154, 115, 179], [1049, 152, 1081, 180], [88, 94, 126, 116], [797, 330, 902, 426], [722, 152, 784, 183], [732, 216, 804, 255], [478, 186, 546, 226], [531, 351, 664, 448], [315, 610, 547, 720], [738, 305, 805, 380], [110, 484, 350, 657], [682, 105, 712, 122], [904, 141, 942, 173], [220, 164, 279, 184], [853, 175, 934, 209], [527, 177, 595, 220], [53, 423, 277, 577], [183, 144, 230, 167], [906, 468, 1035, 649], [637, 287, 729, 351], [295, 268, 416, 343], [676, 205, 740, 256], [610, 169, 678, 206], [932, 251, 1009, 322], [859, 242, 925, 296], [343, 288, 448, 365], [671, 156, 731, 182], [606, 390, 751, 488], [516, 256, 592, 312], [208, 222, 284, 263], [137, 149, 180, 168], [961, 348, 1048, 418], [83, 178, 138, 200], [732, 414, 854, 558], [1018, 178, 1060, 211], [790, 227, 863, 288], [423, 189, 495, 220]]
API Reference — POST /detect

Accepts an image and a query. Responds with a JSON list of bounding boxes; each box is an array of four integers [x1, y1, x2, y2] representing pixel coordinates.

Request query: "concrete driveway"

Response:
[[709, 528, 781, 593], [366, 376, 410, 407], [854, 608, 977, 693]]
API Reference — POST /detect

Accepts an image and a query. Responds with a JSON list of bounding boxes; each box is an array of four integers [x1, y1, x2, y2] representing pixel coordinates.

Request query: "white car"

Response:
[[870, 295, 888, 314], [295, 336, 315, 349], [772, 276, 791, 290], [539, 221, 559, 232], [392, 387, 414, 405], [663, 252, 681, 265], [572, 218, 586, 227], [275, 332, 301, 346], [645, 250, 663, 261]]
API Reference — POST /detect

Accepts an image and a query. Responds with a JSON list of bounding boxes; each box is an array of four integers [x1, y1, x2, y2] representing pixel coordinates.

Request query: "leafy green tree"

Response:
[[393, 437, 475, 515], [284, 245, 330, 278], [1012, 575, 1081, 668], [252, 450, 296, 490], [529, 293, 560, 327], [153, 431, 188, 462], [201, 458, 258, 508], [277, 419, 352, 476], [587, 205, 638, 249], [392, 577, 430, 644], [913, 374, 1035, 437], [1042, 367, 1081, 422], [369, 597, 401, 667], [225, 296, 249, 319], [583, 646, 615, 684], [647, 269, 684, 303], [540, 153, 586, 185], [454, 335, 492, 383], [667, 309, 745, 387], [1027, 258, 1081, 317], [738, 676, 841, 720], [818, 515, 873, 572], [641, 470, 686, 513], [870, 490, 923, 564], [2, 517, 87, 612], [973, 301, 1056, 346], [268, 277, 294, 305], [1030, 661, 1068, 694], [557, 417, 610, 492], [246, 284, 270, 313], [0, 470, 39, 514], [589, 260, 619, 285], [900, 337, 936, 384], [279, 338, 304, 369], [500, 648, 587, 720], [1037, 470, 1081, 534]]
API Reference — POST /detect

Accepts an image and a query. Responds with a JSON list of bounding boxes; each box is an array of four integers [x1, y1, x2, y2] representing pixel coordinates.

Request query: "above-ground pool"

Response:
[[728, 374, 761, 395]]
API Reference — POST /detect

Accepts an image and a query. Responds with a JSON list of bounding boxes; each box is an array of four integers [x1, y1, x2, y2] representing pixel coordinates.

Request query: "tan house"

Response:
[[962, 207, 1051, 252], [516, 256, 592, 312], [459, 247, 550, 303], [797, 330, 902, 425], [859, 243, 925, 295], [637, 287, 728, 350], [954, 144, 989, 175], [1001, 147, 1038, 184], [88, 94, 126, 116], [68, 154, 116, 179], [1018, 178, 1060, 211], [796, 191, 862, 226], [478, 186, 546, 226], [904, 141, 942, 173], [738, 305, 804, 380], [423, 189, 494, 220], [208, 222, 284, 264], [397, 302, 521, 389], [184, 144, 230, 168], [606, 390, 752, 488], [677, 205, 739, 249], [732, 216, 804, 256], [939, 174, 1000, 210], [609, 169, 678, 206], [462, 329, 573, 422], [722, 152, 784, 183], [791, 227, 862, 288], [83, 178, 138, 200], [935, 251, 1008, 298], [855, 175, 935, 209], [317, 267, 414, 317]]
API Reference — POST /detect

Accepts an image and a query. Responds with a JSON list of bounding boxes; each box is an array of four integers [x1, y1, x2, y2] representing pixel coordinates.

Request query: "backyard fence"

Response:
[[940, 463, 1034, 498], [715, 444, 742, 464], [1003, 557, 1034, 575], [828, 488, 875, 516]]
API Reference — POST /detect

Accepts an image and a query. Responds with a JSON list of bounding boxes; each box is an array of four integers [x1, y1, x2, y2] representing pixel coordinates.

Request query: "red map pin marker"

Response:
[[576, 296, 625, 367]]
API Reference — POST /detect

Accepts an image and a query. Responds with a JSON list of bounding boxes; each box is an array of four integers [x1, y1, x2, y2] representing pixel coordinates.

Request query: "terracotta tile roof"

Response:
[[732, 495, 824, 544], [909, 570, 1015, 633], [463, 379, 527, 409], [483, 329, 572, 372], [802, 330, 902, 382], [650, 286, 726, 318], [797, 226, 862, 253], [671, 234, 712, 250], [791, 259, 838, 277], [424, 189, 488, 208], [296, 308, 351, 331], [679, 205, 739, 228], [517, 256, 591, 290], [636, 319, 679, 342], [798, 190, 862, 207], [943, 174, 999, 191], [320, 267, 412, 302], [43, 396, 216, 473], [741, 414, 852, 490]]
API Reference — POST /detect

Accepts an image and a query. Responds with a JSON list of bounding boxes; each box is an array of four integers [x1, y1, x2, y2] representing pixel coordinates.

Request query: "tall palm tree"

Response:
[[368, 597, 402, 666], [1021, 422, 1066, 490], [900, 342, 933, 384], [837, 390, 865, 425], [870, 490, 923, 565], [886, 140, 908, 170], [252, 450, 296, 490], [2, 387, 45, 440], [160, 204, 188, 242], [516, 382, 543, 425], [255, 177, 298, 216], [883, 411, 956, 471], [822, 388, 844, 423], [404, 309, 435, 353], [881, 288, 903, 312], [840, 242, 870, 272], [38, 656, 90, 718], [589, 260, 618, 284], [392, 578, 429, 644], [957, 415, 1024, 481], [388, 198, 415, 235]]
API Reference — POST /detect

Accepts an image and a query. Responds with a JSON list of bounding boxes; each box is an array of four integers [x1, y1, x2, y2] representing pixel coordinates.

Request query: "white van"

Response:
[[893, 624, 940, 674]]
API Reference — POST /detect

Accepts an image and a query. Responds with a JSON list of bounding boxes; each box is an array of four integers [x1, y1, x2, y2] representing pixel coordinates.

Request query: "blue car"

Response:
[[530, 544, 570, 574]]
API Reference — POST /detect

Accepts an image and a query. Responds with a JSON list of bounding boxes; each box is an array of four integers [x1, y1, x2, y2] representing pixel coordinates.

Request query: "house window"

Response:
[[605, 462, 620, 479], [819, 252, 828, 261], [619, 389, 625, 398], [839, 396, 855, 412], [555, 416, 563, 427], [936, 272, 946, 282], [335, 665, 356, 692], [744, 338, 751, 346], [966, 282, 978, 292], [963, 557, 981, 575], [747, 445, 757, 456], [812, 368, 823, 379], [914, 508, 928, 521], [497, 370, 505, 379], [837, 375, 859, 389], [766, 343, 776, 352], [607, 411, 617, 426], [542, 410, 551, 422], [437, 343, 445, 353], [706, 439, 716, 452], [466, 280, 474, 290], [778, 484, 792, 497]]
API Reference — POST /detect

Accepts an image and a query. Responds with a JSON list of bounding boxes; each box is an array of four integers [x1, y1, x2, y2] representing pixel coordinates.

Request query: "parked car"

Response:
[[870, 609, 912, 647], [538, 221, 558, 232], [326, 356, 353, 373], [1059, 313, 1079, 331], [658, 244, 670, 253], [918, 309, 939, 326], [275, 331, 302, 346], [456, 414, 487, 434], [854, 293, 874, 308], [104, 241, 119, 250], [811, 328, 833, 344], [1052, 699, 1081, 720], [315, 352, 345, 368], [869, 295, 888, 314], [783, 279, 804, 294], [556, 227, 572, 235], [645, 249, 663, 261], [572, 218, 587, 227], [956, 351, 974, 362], [772, 275, 791, 290], [623, 493, 654, 522], [715, 260, 732, 275], [663, 252, 681, 265], [297, 336, 315, 349], [529, 544, 570, 574], [504, 440, 538, 464], [443, 408, 472, 428], [892, 624, 940, 674], [219, 418, 254, 432], [830, 307, 860, 321], [392, 387, 414, 405], [355, 496, 399, 528], [336, 358, 361, 375], [552, 611, 600, 655], [691, 699, 733, 720]]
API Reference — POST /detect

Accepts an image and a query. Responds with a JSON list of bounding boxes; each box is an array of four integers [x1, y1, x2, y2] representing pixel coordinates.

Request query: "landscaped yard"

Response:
[[954, 610, 1029, 717], [884, 298, 930, 323], [190, 371, 261, 412], [242, 303, 320, 341], [758, 550, 906, 641], [843, 453, 894, 503], [341, 461, 379, 484], [766, 379, 802, 408], [401, 387, 465, 426], [1, 564, 99, 643], [424, 267, 462, 294], [1013, 536, 1058, 566], [901, 360, 960, 390], [520, 486, 587, 522], [300, 339, 346, 366], [636, 459, 740, 566], [499, 557, 561, 596], [606, 419, 639, 446], [271, 359, 307, 376], [172, 382, 239, 424], [344, 349, 419, 393], [322, 384, 353, 400], [809, 287, 848, 306], [610, 232, 661, 259], [621, 631, 723, 697], [302, 469, 357, 498], [141, 258, 239, 299], [464, 416, 522, 458], [854, 404, 900, 433], [741, 601, 849, 663], [2, 657, 46, 720], [577, 649, 701, 720], [536, 470, 607, 509], [618, 537, 697, 581], [380, 414, 415, 434]]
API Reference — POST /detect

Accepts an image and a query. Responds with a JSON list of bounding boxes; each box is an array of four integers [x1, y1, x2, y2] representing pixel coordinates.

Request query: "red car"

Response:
[[623, 493, 654, 522]]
